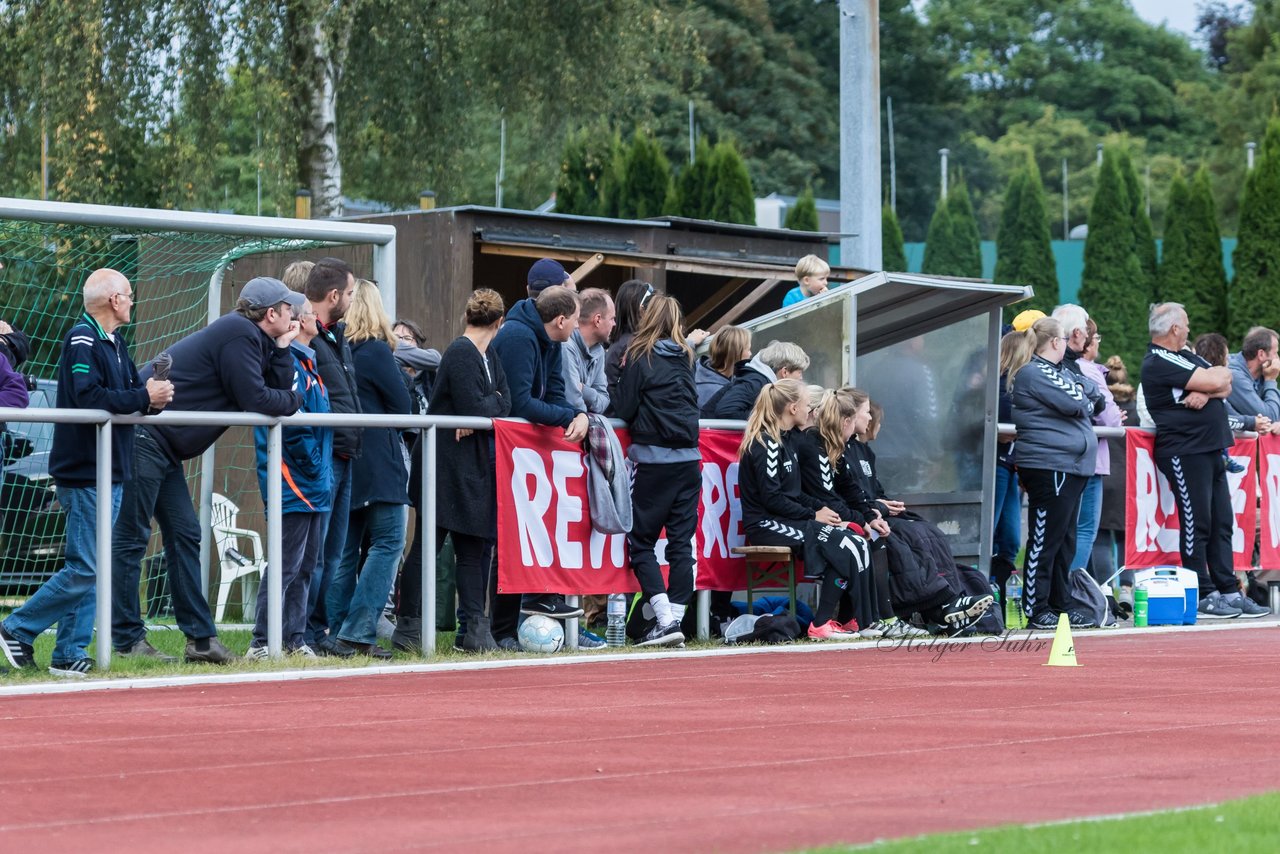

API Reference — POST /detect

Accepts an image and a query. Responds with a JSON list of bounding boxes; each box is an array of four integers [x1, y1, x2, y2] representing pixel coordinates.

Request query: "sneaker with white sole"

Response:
[[1225, 593, 1269, 619], [808, 620, 857, 641], [881, 619, 930, 639], [1067, 610, 1097, 629], [1028, 610, 1059, 631], [577, 628, 608, 650], [1198, 591, 1242, 620], [943, 594, 995, 628], [520, 596, 584, 620], [858, 620, 887, 639], [49, 658, 94, 679], [636, 622, 684, 647], [244, 645, 270, 661], [290, 644, 319, 659], [0, 623, 35, 670]]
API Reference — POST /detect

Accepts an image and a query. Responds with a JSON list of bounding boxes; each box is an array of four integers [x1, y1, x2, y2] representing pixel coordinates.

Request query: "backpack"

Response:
[[1070, 570, 1116, 627]]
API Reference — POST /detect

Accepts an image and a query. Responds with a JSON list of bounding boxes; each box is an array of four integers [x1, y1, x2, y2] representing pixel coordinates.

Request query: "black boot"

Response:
[[461, 615, 498, 653]]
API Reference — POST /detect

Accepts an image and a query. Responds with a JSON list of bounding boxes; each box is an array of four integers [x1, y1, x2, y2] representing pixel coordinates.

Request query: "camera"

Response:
[[22, 374, 36, 392]]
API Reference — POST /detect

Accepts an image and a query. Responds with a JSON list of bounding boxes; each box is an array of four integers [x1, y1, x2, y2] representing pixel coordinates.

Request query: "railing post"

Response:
[[697, 589, 710, 640], [199, 447, 215, 599], [422, 424, 437, 655], [266, 422, 283, 657], [95, 421, 113, 669]]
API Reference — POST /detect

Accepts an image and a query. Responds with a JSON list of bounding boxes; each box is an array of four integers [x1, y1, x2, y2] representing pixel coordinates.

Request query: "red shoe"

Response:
[[808, 620, 857, 641], [838, 618, 860, 634]]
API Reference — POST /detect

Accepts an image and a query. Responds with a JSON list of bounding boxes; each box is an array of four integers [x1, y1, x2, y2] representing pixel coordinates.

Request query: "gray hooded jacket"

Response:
[[1012, 355, 1098, 475]]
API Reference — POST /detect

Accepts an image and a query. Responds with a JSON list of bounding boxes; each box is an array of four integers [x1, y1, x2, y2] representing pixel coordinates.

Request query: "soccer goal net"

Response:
[[0, 198, 395, 624]]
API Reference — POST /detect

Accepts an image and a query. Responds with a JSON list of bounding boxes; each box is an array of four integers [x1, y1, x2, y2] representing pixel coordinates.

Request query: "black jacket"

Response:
[[49, 314, 150, 487], [429, 336, 511, 537], [702, 359, 771, 420], [793, 428, 872, 526], [349, 338, 412, 509], [614, 339, 699, 449], [313, 320, 362, 459], [845, 438, 891, 516], [739, 430, 823, 529], [142, 312, 302, 464]]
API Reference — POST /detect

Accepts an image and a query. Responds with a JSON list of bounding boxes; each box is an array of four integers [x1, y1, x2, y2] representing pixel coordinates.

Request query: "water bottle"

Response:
[[606, 593, 627, 647], [1134, 587, 1149, 627], [1005, 571, 1024, 629]]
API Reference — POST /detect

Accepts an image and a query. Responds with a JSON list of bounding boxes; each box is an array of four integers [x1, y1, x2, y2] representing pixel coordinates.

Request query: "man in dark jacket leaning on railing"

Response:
[[111, 276, 305, 665]]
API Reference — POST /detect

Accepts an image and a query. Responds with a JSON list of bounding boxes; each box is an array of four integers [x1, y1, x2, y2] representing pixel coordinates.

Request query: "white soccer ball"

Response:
[[517, 614, 565, 653]]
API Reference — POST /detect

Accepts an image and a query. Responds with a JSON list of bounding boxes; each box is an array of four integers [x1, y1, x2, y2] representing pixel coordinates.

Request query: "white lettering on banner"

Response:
[[1226, 456, 1251, 553], [550, 450, 584, 569], [1268, 454, 1280, 550], [700, 461, 743, 559], [511, 447, 554, 567], [588, 527, 626, 569], [1132, 446, 1180, 553]]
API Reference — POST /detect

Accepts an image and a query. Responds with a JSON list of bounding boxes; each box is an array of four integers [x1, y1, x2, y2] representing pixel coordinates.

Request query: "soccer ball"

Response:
[[518, 614, 565, 653]]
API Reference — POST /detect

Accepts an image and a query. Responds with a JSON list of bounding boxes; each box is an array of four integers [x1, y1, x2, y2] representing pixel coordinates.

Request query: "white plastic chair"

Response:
[[210, 493, 265, 623]]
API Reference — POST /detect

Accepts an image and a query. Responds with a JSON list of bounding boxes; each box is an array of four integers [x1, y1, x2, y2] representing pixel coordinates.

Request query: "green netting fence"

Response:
[[0, 212, 378, 624]]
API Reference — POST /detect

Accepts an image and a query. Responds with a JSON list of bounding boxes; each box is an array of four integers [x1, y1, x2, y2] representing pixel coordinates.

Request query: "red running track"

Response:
[[2, 629, 1280, 853]]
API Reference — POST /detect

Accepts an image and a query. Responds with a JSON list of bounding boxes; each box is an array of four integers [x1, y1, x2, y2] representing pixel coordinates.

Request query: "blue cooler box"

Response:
[[1132, 568, 1198, 624], [1137, 577, 1187, 625]]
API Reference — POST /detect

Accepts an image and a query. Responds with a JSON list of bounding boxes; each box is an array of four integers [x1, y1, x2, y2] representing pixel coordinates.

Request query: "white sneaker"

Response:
[[882, 619, 929, 639], [290, 644, 319, 659], [244, 645, 270, 661]]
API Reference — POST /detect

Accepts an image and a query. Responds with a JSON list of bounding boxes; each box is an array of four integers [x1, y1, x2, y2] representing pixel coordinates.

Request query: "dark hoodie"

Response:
[[695, 356, 730, 408], [614, 338, 699, 461], [491, 298, 579, 427]]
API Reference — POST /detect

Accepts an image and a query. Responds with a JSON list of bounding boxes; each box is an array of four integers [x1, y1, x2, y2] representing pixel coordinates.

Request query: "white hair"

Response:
[[1149, 302, 1186, 337], [83, 268, 127, 310], [1052, 303, 1090, 340]]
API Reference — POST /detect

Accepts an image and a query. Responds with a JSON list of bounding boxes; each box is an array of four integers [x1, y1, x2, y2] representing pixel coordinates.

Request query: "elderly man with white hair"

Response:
[[1140, 302, 1268, 619]]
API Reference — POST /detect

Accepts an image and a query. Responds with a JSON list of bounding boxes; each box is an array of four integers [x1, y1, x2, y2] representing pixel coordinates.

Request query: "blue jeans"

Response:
[[252, 511, 325, 649], [306, 455, 351, 646], [112, 428, 216, 648], [326, 501, 406, 645], [3, 485, 122, 663], [993, 465, 1021, 562], [1071, 474, 1104, 572]]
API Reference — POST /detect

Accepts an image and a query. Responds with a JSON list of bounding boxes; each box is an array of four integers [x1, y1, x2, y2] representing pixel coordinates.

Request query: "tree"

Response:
[[556, 124, 625, 217], [1119, 150, 1158, 291], [675, 138, 714, 218], [921, 197, 959, 275], [1080, 148, 1147, 370], [1158, 173, 1193, 308], [785, 186, 819, 231], [1229, 117, 1280, 342], [616, 130, 673, 219], [946, 179, 983, 277], [882, 206, 907, 272], [707, 139, 755, 225], [994, 156, 1059, 317], [1160, 169, 1229, 337]]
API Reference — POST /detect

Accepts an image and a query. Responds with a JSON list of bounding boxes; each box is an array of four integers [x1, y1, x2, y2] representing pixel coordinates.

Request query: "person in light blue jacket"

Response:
[[248, 304, 332, 658], [1224, 326, 1279, 435]]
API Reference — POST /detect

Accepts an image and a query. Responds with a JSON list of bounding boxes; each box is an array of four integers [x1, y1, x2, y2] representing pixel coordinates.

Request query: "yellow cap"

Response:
[[1012, 309, 1046, 332]]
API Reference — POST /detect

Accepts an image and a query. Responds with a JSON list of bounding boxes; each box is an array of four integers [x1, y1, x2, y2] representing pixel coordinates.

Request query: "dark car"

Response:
[[0, 380, 65, 595]]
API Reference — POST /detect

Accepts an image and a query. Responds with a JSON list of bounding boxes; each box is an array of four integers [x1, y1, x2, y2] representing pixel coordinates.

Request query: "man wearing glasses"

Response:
[[112, 276, 306, 664]]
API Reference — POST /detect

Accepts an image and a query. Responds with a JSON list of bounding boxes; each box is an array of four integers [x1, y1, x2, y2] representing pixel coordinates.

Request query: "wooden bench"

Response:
[[731, 545, 807, 618]]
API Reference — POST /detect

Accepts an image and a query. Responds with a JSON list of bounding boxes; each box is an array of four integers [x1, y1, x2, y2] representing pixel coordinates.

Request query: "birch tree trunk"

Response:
[[296, 4, 351, 218]]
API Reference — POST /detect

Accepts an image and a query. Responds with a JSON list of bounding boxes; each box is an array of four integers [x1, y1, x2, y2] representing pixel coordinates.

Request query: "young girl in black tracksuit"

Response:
[[613, 294, 698, 647], [737, 378, 873, 641]]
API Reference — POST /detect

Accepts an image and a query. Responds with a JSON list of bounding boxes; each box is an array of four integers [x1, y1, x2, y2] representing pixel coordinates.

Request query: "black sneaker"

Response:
[[520, 597, 584, 620], [332, 640, 393, 660], [636, 622, 684, 647], [1225, 456, 1246, 474], [49, 658, 94, 679], [1067, 610, 1097, 629], [496, 637, 524, 653], [1028, 611, 1059, 631], [0, 624, 36, 670], [942, 594, 994, 627]]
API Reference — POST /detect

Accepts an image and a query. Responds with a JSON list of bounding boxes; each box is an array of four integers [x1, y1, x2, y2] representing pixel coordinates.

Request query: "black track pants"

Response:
[[1019, 468, 1087, 617]]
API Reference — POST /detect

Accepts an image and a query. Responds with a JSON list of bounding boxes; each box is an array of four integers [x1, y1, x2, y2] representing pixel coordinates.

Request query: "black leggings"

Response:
[[746, 520, 873, 626], [1019, 467, 1087, 616], [627, 460, 699, 606]]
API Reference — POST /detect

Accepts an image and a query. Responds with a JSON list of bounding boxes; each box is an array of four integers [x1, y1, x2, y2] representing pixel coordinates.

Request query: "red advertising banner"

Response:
[[1258, 434, 1280, 569], [494, 421, 750, 595], [1124, 429, 1256, 570]]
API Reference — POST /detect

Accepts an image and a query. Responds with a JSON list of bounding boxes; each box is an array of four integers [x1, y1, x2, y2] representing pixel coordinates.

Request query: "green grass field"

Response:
[[807, 792, 1280, 853]]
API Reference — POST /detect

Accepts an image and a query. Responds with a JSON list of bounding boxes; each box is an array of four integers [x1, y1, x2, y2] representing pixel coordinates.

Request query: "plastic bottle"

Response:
[[1134, 587, 1149, 627], [606, 593, 627, 647], [1005, 571, 1024, 629]]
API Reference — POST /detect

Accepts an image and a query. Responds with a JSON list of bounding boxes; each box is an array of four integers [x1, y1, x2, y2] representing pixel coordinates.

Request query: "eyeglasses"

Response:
[[111, 291, 133, 304], [396, 333, 417, 344]]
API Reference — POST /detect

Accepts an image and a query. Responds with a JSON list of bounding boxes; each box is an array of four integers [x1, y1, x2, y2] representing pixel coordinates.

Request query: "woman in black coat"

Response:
[[326, 280, 412, 657], [430, 289, 511, 651]]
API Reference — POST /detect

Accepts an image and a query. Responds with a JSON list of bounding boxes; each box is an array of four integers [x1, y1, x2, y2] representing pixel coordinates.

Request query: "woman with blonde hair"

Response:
[[1009, 316, 1096, 630], [737, 379, 872, 641], [324, 280, 412, 658], [614, 294, 699, 646], [695, 325, 751, 408]]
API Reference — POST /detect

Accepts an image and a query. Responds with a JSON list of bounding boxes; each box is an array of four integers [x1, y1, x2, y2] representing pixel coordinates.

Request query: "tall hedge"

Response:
[[785, 185, 819, 231], [882, 205, 907, 272], [921, 195, 957, 275], [995, 155, 1059, 319], [1158, 173, 1194, 314], [946, 180, 983, 278], [1120, 150, 1159, 293], [707, 139, 755, 225], [1080, 147, 1148, 369], [556, 125, 623, 217], [676, 137, 713, 219], [1162, 169, 1229, 337], [617, 130, 673, 219], [1230, 116, 1280, 343]]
